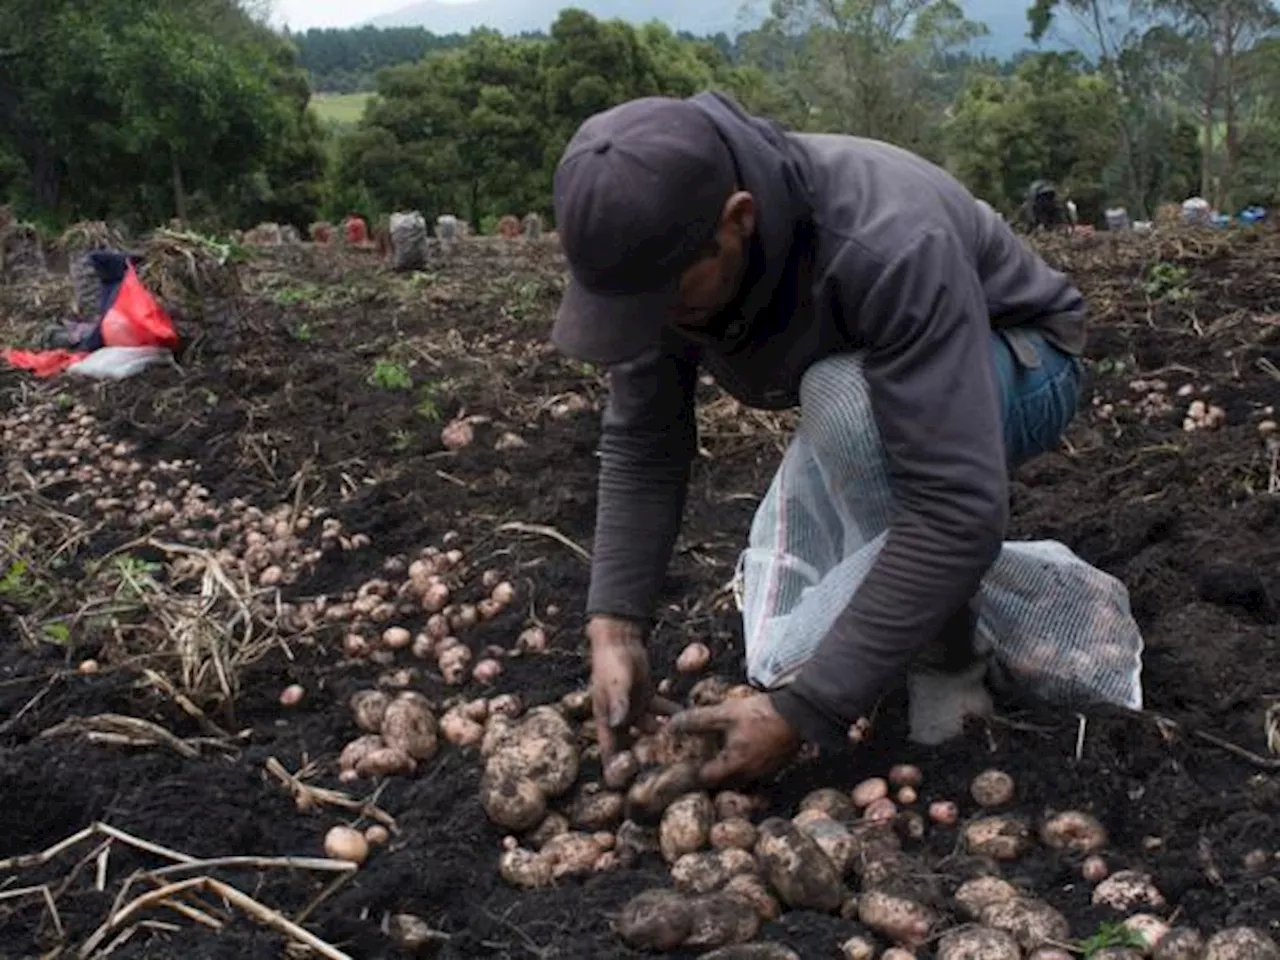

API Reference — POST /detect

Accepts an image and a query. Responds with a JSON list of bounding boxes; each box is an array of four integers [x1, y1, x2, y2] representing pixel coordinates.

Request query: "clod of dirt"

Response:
[[754, 816, 845, 912], [800, 787, 858, 822], [351, 690, 391, 732], [936, 926, 1023, 960], [1205, 928, 1280, 960], [842, 935, 877, 960], [1092, 870, 1167, 912], [859, 889, 938, 946], [660, 792, 714, 863], [1040, 810, 1108, 854], [701, 945, 800, 960], [852, 777, 890, 807], [499, 847, 553, 888], [794, 812, 857, 876], [971, 769, 1016, 807], [978, 898, 1070, 950], [711, 818, 759, 851], [685, 891, 761, 949], [617, 889, 694, 951], [724, 874, 781, 922], [1155, 928, 1207, 960], [389, 914, 450, 956], [964, 816, 1032, 860], [954, 876, 1020, 919]]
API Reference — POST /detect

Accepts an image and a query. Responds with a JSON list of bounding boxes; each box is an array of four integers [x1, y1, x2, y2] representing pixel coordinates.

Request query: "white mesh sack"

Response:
[[735, 353, 1144, 712], [389, 212, 428, 272]]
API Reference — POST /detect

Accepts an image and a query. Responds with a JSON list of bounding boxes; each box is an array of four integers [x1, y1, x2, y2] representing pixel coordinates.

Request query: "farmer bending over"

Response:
[[550, 94, 1087, 787]]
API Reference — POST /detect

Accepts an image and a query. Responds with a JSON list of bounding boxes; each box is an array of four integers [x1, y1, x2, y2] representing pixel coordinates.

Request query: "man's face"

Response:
[[669, 192, 755, 332]]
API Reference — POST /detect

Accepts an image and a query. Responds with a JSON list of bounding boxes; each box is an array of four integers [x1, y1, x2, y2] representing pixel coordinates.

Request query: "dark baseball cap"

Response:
[[552, 97, 737, 365]]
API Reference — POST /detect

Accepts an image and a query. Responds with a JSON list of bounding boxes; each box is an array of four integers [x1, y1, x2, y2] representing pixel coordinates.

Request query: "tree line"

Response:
[[1, 0, 1276, 236]]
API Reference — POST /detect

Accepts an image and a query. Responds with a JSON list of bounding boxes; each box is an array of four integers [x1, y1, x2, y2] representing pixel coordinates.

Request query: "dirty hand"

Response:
[[587, 616, 679, 762], [669, 693, 801, 788]]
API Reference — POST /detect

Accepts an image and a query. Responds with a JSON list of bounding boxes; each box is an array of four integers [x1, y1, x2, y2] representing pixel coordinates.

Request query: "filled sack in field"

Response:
[[389, 212, 428, 272]]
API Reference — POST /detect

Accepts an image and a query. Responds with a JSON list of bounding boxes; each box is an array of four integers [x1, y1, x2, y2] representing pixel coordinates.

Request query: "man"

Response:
[[1022, 180, 1066, 232], [551, 93, 1088, 787]]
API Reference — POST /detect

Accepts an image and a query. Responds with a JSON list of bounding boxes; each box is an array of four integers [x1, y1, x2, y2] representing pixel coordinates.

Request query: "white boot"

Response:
[[907, 661, 993, 745]]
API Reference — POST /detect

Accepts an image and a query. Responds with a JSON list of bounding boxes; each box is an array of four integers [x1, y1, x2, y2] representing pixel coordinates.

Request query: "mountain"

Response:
[[368, 0, 1051, 60]]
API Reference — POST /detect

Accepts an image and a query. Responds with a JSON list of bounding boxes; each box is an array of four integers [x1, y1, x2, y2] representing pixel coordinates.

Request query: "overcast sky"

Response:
[[274, 0, 473, 30]]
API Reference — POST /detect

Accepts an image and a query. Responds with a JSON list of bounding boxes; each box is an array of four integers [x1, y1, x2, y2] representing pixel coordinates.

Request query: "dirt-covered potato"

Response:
[[954, 876, 1020, 919], [617, 889, 694, 951], [711, 818, 759, 852], [1040, 810, 1108, 855], [572, 789, 625, 831], [717, 847, 757, 878], [937, 926, 1022, 960], [1205, 929, 1280, 960], [615, 819, 661, 865], [541, 831, 607, 879], [685, 891, 761, 949], [499, 847, 553, 888], [979, 898, 1070, 950], [381, 692, 439, 762], [1028, 948, 1076, 960], [672, 852, 732, 894], [481, 715, 517, 757], [702, 945, 799, 960], [350, 690, 391, 733], [339, 734, 384, 773], [627, 762, 701, 823], [858, 890, 939, 947], [603, 750, 639, 790], [1092, 870, 1167, 912], [660, 792, 714, 863], [440, 709, 485, 748], [724, 874, 780, 922], [884, 950, 918, 960], [794, 813, 857, 876], [353, 744, 416, 778], [526, 812, 570, 850], [479, 770, 547, 831], [485, 736, 580, 799], [714, 791, 762, 821], [889, 764, 924, 788], [1093, 950, 1144, 960], [1154, 928, 1206, 960], [559, 689, 592, 720], [963, 816, 1032, 860], [842, 936, 877, 960], [800, 788, 857, 823], [848, 824, 906, 887], [852, 777, 890, 808], [520, 706, 576, 745], [754, 817, 844, 912], [970, 770, 1015, 808]]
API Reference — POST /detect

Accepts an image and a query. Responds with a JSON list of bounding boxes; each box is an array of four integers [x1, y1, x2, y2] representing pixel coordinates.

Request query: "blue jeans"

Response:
[[991, 331, 1084, 468]]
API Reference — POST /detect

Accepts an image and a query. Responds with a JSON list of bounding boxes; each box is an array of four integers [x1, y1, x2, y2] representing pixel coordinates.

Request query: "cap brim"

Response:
[[551, 277, 676, 366]]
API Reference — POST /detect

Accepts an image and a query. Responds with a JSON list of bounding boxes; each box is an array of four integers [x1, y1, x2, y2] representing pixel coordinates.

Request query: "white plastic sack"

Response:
[[735, 355, 1144, 713], [67, 346, 172, 380], [389, 212, 428, 272]]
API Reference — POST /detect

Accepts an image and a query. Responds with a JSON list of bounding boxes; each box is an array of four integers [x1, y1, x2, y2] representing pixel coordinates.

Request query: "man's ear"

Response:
[[722, 191, 756, 239]]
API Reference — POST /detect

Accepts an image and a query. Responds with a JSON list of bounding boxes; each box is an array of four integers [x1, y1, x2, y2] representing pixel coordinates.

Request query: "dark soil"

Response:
[[1, 230, 1279, 959]]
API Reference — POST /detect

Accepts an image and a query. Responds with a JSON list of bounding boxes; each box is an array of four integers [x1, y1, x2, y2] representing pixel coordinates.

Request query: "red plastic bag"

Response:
[[99, 266, 178, 349], [2, 348, 90, 377]]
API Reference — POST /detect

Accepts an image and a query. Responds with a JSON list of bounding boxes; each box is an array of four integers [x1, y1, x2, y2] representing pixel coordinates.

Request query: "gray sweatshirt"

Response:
[[584, 92, 1086, 747]]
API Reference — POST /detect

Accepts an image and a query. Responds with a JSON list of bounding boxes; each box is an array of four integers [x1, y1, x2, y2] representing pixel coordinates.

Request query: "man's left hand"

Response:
[[669, 693, 801, 787]]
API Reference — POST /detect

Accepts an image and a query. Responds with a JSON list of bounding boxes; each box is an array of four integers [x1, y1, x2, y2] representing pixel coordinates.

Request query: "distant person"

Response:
[[547, 94, 1130, 787], [1022, 180, 1066, 232]]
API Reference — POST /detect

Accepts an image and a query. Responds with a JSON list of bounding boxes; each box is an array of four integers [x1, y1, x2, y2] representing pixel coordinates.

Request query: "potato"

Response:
[[858, 889, 939, 947], [324, 826, 369, 865], [355, 746, 416, 778], [339, 734, 385, 772], [954, 876, 1020, 919], [970, 769, 1015, 808], [519, 706, 576, 745], [865, 797, 898, 822], [615, 819, 661, 864], [1094, 951, 1144, 960], [350, 690, 391, 733], [800, 787, 857, 823], [1205, 929, 1280, 960], [1092, 870, 1167, 912], [937, 926, 1022, 960], [479, 771, 547, 831], [685, 892, 761, 949], [388, 914, 449, 955], [486, 736, 579, 799], [794, 813, 857, 876], [382, 626, 412, 650], [714, 791, 761, 821], [852, 777, 890, 808], [884, 950, 918, 960], [754, 817, 844, 912], [617, 889, 694, 951], [1029, 949, 1076, 960], [677, 642, 712, 674], [1083, 855, 1110, 882], [847, 823, 904, 884], [724, 874, 780, 922], [711, 818, 759, 852], [843, 936, 877, 960], [1125, 914, 1172, 954], [627, 762, 701, 823], [702, 945, 799, 960], [979, 898, 1070, 950], [672, 851, 732, 894], [1040, 810, 1108, 855], [889, 764, 924, 788], [526, 812, 570, 850], [1154, 928, 1206, 960], [381, 693, 439, 761], [603, 750, 640, 790], [572, 790, 624, 831], [559, 689, 592, 720], [661, 792, 714, 863], [541, 831, 607, 879], [440, 709, 485, 748], [963, 816, 1032, 860], [717, 847, 758, 878], [930, 800, 960, 826], [499, 847, 553, 888]]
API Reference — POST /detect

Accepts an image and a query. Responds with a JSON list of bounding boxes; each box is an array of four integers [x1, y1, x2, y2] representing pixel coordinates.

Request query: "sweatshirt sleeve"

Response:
[[585, 331, 701, 624], [770, 228, 1009, 746]]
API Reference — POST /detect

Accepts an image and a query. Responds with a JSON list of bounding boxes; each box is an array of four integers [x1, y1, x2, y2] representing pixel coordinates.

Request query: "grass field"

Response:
[[310, 92, 372, 127]]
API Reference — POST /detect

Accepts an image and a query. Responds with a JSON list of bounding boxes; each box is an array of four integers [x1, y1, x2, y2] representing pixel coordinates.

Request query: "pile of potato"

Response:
[[339, 690, 439, 781]]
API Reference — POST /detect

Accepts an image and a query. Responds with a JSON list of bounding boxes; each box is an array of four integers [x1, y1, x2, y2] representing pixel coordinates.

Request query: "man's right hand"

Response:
[[587, 616, 679, 762]]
